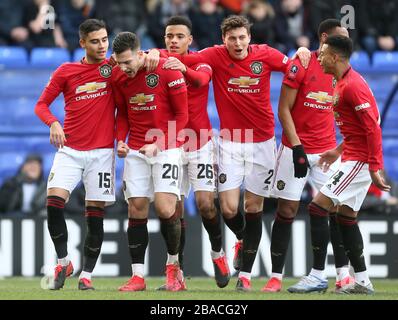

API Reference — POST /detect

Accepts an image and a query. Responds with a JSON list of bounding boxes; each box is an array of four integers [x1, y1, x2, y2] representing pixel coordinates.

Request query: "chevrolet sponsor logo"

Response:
[[129, 93, 154, 105], [228, 77, 260, 88], [306, 91, 333, 104], [76, 82, 106, 94]]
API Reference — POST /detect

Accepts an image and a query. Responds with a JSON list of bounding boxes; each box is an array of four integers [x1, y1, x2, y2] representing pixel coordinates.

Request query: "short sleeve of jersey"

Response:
[[282, 58, 306, 89], [183, 47, 217, 67], [260, 44, 289, 73], [163, 68, 187, 96], [192, 62, 213, 77]]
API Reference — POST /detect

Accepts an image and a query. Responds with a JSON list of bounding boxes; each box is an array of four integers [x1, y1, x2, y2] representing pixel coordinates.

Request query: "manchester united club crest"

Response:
[[99, 64, 112, 78], [219, 173, 227, 184], [276, 180, 285, 191], [146, 73, 159, 88], [250, 61, 263, 75], [333, 94, 339, 107]]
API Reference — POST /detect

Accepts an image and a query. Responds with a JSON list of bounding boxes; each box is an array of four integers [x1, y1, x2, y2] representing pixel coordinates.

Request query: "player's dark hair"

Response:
[[325, 35, 353, 60], [318, 19, 342, 39], [166, 16, 192, 33], [221, 15, 252, 37], [79, 19, 107, 39], [112, 32, 140, 54]]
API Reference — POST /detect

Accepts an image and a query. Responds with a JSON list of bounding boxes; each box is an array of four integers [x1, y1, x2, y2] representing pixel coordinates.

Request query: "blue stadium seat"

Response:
[[350, 51, 371, 72], [384, 155, 398, 181], [0, 69, 52, 98], [72, 48, 85, 62], [383, 138, 398, 155], [30, 48, 70, 68], [0, 46, 28, 68], [0, 137, 25, 152], [0, 152, 26, 172], [373, 51, 398, 71]]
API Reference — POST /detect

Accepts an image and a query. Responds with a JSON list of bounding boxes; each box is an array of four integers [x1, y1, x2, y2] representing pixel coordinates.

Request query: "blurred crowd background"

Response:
[[1, 0, 398, 58]]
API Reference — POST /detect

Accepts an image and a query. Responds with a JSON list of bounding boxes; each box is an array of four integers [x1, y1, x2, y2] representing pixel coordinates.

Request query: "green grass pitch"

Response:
[[1, 277, 398, 300]]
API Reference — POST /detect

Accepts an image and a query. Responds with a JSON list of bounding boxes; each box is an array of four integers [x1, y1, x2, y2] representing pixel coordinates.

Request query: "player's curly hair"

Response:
[[221, 15, 252, 37], [112, 32, 140, 54]]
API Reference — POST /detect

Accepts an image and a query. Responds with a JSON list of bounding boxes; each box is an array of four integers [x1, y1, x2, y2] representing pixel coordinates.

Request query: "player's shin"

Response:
[[240, 211, 262, 273], [160, 211, 181, 263], [329, 212, 350, 269], [82, 207, 105, 274], [47, 196, 68, 259], [127, 218, 149, 270], [336, 213, 372, 287], [270, 212, 294, 274], [223, 210, 245, 240], [336, 214, 367, 273], [202, 212, 222, 253], [308, 203, 329, 274]]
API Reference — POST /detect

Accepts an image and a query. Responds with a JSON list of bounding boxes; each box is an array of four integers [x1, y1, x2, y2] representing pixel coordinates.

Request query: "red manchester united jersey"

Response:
[[282, 51, 337, 153], [181, 44, 289, 143], [35, 58, 116, 151], [113, 59, 188, 150], [159, 49, 213, 151], [333, 67, 383, 171]]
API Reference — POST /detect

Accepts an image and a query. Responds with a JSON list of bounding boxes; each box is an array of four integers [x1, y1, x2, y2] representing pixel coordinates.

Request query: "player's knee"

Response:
[[220, 202, 238, 218], [128, 202, 148, 218], [277, 202, 298, 219], [197, 198, 214, 218], [244, 202, 263, 213], [155, 203, 175, 219]]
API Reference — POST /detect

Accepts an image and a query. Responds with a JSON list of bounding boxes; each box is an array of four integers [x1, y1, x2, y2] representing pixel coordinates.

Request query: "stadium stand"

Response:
[[0, 47, 29, 69], [0, 47, 397, 215], [30, 48, 71, 69]]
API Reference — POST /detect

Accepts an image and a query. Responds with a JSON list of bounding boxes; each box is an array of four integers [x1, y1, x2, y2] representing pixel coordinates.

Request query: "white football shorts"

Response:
[[180, 140, 216, 197], [271, 144, 341, 201], [217, 137, 277, 197], [47, 146, 115, 205], [320, 161, 371, 212], [123, 147, 182, 201]]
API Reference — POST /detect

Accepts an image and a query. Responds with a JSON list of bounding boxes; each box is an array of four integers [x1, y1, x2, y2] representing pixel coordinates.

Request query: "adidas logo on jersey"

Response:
[[103, 189, 111, 195], [169, 181, 177, 187], [206, 180, 213, 186]]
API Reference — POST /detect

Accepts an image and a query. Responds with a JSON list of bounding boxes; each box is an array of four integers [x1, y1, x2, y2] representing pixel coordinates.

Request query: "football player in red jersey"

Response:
[[314, 35, 390, 294], [154, 16, 230, 289], [263, 19, 353, 294], [164, 15, 310, 291], [35, 19, 116, 291], [111, 32, 189, 292]]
